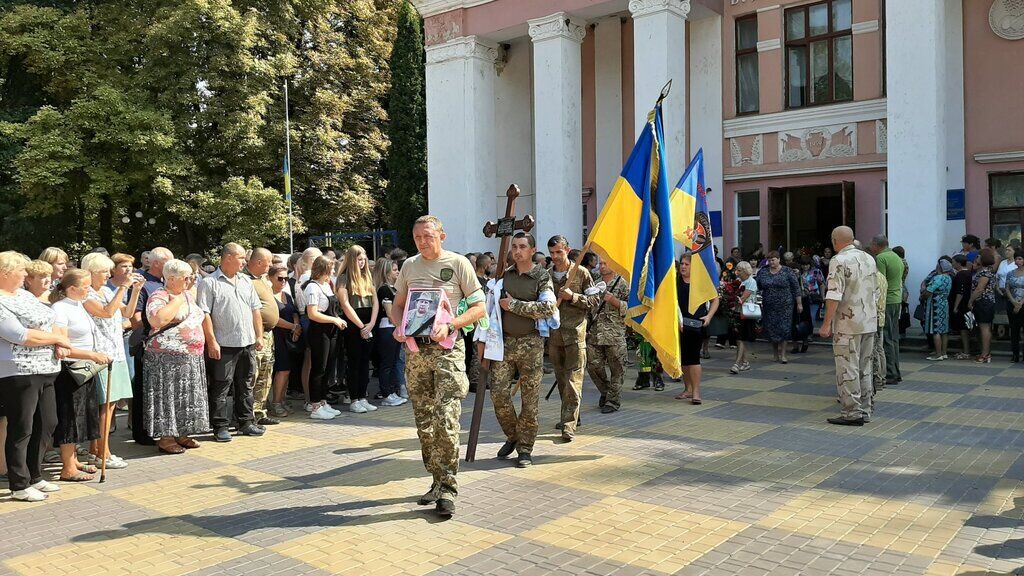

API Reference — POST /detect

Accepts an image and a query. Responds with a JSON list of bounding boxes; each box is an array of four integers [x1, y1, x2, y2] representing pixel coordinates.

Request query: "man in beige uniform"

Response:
[[546, 235, 600, 441], [242, 248, 280, 426], [821, 226, 879, 426], [391, 215, 485, 517]]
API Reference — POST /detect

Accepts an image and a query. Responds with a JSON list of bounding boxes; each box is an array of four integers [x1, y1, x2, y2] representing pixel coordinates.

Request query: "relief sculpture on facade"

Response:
[[990, 0, 1024, 41], [730, 135, 763, 167], [778, 124, 857, 163]]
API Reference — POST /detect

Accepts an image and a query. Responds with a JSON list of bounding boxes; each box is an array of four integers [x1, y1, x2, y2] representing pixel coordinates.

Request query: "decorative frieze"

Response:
[[730, 135, 763, 167], [424, 12, 463, 46], [778, 124, 857, 163], [875, 120, 887, 154]]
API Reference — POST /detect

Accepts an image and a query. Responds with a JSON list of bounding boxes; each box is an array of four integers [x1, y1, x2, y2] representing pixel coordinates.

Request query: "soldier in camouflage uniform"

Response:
[[586, 261, 629, 413], [821, 226, 879, 426], [391, 216, 485, 517], [872, 271, 888, 394], [491, 233, 556, 468], [546, 236, 601, 441]]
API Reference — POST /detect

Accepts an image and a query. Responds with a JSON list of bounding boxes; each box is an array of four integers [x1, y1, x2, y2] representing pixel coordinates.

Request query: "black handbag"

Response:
[[899, 302, 911, 333]]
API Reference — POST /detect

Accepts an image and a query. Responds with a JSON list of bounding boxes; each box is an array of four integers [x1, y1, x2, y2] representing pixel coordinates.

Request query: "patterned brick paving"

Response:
[[1, 346, 1023, 575]]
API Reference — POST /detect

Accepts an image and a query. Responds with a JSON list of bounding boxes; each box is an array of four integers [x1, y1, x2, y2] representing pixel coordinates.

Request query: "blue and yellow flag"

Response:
[[283, 155, 292, 201], [671, 148, 720, 314], [588, 104, 681, 378]]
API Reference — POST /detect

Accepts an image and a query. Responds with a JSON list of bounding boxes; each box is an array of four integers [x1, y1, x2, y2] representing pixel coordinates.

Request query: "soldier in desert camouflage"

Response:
[[821, 226, 879, 426]]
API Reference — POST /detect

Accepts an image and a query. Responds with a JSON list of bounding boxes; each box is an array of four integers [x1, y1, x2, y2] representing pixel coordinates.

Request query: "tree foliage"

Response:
[[0, 0, 400, 256], [384, 0, 427, 250]]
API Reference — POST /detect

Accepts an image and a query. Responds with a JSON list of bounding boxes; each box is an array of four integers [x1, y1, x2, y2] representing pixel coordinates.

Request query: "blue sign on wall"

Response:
[[947, 189, 965, 221], [710, 210, 723, 238]]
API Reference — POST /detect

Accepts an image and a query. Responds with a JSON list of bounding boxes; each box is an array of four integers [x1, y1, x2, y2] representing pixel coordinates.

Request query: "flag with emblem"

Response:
[[586, 101, 681, 378], [670, 148, 720, 314]]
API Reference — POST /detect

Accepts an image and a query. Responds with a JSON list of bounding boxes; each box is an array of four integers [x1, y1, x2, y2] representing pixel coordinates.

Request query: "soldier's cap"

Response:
[[413, 291, 438, 303]]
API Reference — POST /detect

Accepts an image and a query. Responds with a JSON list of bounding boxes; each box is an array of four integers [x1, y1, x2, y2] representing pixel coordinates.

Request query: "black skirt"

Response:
[[680, 327, 703, 366], [53, 365, 101, 445]]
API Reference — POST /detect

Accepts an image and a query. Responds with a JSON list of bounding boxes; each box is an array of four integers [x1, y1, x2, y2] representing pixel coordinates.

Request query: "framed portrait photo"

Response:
[[404, 288, 442, 337]]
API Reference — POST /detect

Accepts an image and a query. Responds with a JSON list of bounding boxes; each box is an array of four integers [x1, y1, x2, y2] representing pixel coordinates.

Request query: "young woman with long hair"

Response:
[[336, 246, 379, 413]]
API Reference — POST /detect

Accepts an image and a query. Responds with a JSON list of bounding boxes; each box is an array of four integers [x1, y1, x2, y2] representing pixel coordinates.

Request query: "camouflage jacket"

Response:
[[587, 276, 629, 346], [550, 264, 600, 345], [826, 244, 879, 335]]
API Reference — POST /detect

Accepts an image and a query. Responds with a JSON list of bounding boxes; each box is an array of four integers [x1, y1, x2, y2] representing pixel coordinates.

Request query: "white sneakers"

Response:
[[349, 399, 378, 413], [11, 487, 47, 502], [30, 480, 60, 493], [310, 404, 337, 420], [381, 393, 408, 407], [87, 453, 129, 469]]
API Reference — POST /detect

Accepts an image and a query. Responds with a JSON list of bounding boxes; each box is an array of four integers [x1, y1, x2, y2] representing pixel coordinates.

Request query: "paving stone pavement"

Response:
[[2, 346, 1023, 575]]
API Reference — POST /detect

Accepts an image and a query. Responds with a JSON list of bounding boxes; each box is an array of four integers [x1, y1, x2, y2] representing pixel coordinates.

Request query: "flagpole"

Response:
[[284, 79, 294, 254]]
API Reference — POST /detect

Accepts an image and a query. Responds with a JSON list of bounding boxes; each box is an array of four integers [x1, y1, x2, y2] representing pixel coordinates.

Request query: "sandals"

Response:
[[158, 442, 186, 455], [730, 364, 740, 374], [176, 437, 200, 449], [674, 392, 689, 400], [59, 471, 94, 482], [76, 463, 98, 474], [691, 398, 703, 405]]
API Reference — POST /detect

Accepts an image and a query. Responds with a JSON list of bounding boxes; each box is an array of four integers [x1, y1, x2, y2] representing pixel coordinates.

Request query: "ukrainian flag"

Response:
[[671, 148, 720, 314], [588, 104, 681, 378], [283, 154, 292, 201]]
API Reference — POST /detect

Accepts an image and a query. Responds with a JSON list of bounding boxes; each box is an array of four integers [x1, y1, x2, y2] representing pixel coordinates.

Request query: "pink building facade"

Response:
[[414, 0, 1024, 291]]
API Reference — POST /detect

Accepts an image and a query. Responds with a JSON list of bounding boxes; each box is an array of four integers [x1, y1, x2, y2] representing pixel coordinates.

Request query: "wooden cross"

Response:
[[465, 184, 534, 463]]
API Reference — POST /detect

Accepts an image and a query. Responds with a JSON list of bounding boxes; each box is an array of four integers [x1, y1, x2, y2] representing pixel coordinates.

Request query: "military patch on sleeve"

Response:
[[440, 268, 454, 281]]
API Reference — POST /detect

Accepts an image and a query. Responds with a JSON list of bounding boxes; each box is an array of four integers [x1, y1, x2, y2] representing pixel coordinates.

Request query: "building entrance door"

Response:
[[768, 182, 854, 253]]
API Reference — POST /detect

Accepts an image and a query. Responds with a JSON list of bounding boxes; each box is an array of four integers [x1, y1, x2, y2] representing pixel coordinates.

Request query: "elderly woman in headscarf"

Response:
[[924, 258, 954, 361]]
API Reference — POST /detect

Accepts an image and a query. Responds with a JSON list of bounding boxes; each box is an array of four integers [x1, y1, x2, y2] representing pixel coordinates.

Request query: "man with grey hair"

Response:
[[821, 226, 879, 425], [242, 248, 280, 426], [129, 246, 174, 446], [869, 234, 905, 386], [198, 242, 265, 442]]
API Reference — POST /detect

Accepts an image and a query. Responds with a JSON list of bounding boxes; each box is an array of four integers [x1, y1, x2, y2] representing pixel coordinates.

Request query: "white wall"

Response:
[[886, 0, 947, 295], [943, 0, 966, 251], [594, 17, 623, 209], [494, 38, 536, 222], [689, 14, 724, 254]]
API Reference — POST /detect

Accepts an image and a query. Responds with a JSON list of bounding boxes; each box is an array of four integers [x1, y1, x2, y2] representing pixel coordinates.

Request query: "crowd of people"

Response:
[[0, 216, 1019, 513]]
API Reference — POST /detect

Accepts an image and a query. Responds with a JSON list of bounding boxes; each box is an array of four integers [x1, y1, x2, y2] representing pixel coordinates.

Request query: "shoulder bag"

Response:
[[129, 299, 188, 358]]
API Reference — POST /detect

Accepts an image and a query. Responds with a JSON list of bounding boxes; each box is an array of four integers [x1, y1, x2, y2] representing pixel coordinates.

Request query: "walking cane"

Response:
[[99, 363, 113, 484]]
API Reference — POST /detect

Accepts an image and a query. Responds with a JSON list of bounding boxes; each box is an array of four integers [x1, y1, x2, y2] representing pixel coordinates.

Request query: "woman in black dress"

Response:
[[949, 254, 973, 359], [675, 252, 719, 405]]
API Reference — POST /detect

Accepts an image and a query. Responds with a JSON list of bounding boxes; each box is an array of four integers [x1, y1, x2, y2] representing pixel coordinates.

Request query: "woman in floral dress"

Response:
[[142, 259, 209, 454]]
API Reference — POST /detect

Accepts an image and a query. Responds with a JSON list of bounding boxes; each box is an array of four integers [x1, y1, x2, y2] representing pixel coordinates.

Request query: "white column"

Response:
[[494, 39, 536, 222], [943, 0, 966, 251], [886, 0, 946, 294], [594, 17, 623, 209], [630, 0, 689, 176], [424, 36, 499, 253], [688, 14, 724, 253], [529, 12, 586, 248]]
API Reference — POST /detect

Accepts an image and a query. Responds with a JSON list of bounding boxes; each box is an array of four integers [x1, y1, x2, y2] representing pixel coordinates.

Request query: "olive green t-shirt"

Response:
[[395, 250, 483, 307], [335, 273, 375, 309]]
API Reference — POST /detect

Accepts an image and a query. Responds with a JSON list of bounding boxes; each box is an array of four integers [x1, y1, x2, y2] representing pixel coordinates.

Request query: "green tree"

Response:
[[384, 0, 427, 249], [0, 0, 401, 256]]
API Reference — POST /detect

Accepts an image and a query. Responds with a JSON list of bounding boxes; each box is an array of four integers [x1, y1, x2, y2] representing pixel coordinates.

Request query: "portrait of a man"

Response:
[[404, 289, 440, 337]]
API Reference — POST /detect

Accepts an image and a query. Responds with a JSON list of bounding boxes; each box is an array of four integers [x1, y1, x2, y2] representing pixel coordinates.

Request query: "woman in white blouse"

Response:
[[0, 252, 69, 501], [50, 269, 111, 482], [81, 253, 143, 469]]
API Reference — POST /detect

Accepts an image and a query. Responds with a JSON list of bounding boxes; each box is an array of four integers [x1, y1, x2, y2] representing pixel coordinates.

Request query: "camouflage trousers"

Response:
[[832, 332, 874, 420], [549, 336, 586, 436], [586, 342, 625, 410], [405, 338, 469, 500], [250, 332, 275, 421], [490, 334, 544, 455], [872, 326, 886, 393]]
